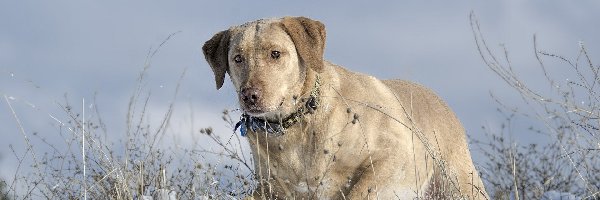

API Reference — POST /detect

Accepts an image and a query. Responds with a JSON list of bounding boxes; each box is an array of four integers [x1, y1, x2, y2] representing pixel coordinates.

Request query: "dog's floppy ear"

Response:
[[202, 30, 231, 90], [281, 17, 326, 72]]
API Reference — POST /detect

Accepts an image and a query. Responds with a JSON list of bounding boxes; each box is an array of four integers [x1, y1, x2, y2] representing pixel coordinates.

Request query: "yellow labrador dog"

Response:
[[203, 16, 488, 199]]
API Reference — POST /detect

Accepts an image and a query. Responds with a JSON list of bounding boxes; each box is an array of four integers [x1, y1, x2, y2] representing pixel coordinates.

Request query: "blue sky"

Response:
[[1, 0, 599, 190]]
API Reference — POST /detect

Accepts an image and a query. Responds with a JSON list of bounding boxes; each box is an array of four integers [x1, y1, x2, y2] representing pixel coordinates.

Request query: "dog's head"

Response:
[[203, 17, 326, 118]]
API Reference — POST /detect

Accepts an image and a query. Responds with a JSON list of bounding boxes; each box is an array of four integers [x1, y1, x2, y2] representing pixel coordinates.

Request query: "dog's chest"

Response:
[[248, 120, 363, 197]]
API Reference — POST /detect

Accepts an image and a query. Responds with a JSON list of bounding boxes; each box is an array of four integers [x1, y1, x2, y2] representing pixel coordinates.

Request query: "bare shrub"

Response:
[[470, 12, 600, 199], [3, 33, 255, 199]]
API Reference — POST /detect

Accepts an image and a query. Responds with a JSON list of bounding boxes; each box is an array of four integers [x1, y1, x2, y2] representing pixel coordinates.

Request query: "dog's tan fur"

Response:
[[203, 17, 489, 199]]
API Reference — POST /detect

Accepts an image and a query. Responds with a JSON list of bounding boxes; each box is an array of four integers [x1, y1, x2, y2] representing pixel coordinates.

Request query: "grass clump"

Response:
[[471, 12, 600, 200], [3, 34, 255, 199]]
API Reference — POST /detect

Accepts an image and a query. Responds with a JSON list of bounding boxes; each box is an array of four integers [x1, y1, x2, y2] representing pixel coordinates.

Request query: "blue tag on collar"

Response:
[[240, 123, 247, 137], [234, 118, 247, 137]]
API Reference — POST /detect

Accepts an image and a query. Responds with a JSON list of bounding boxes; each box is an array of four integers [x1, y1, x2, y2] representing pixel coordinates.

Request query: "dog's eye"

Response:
[[271, 51, 281, 59], [234, 55, 243, 63]]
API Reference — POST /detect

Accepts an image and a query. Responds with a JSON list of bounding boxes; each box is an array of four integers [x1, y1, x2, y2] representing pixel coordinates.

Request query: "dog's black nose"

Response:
[[241, 88, 261, 105]]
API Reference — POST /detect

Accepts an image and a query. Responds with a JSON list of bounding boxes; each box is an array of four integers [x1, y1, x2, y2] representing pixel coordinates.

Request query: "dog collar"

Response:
[[235, 75, 321, 137]]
